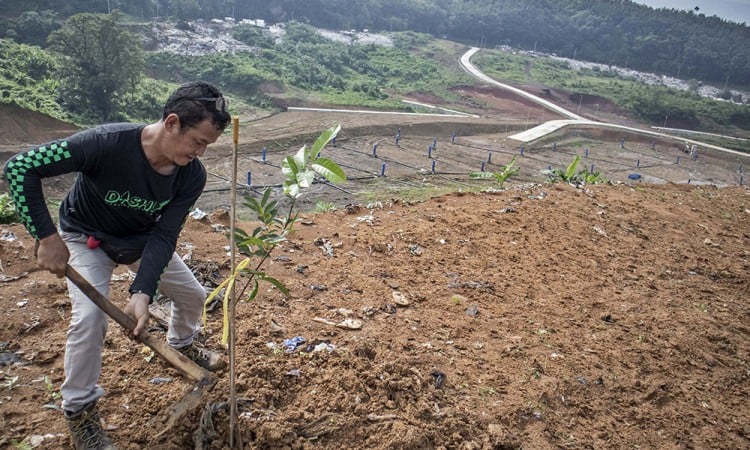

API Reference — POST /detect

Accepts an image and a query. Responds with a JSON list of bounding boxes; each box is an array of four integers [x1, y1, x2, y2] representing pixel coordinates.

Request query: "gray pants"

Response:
[[59, 231, 205, 413]]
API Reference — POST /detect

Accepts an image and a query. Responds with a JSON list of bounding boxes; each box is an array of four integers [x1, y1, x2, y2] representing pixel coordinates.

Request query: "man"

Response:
[[3, 81, 231, 450]]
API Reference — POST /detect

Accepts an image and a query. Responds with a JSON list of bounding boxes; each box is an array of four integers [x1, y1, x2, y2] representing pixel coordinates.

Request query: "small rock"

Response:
[[392, 291, 410, 306], [336, 318, 363, 330], [269, 318, 284, 334]]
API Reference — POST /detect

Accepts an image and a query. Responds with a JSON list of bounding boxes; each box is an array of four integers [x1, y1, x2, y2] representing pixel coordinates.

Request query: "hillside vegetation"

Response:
[[3, 0, 749, 88], [0, 2, 748, 142]]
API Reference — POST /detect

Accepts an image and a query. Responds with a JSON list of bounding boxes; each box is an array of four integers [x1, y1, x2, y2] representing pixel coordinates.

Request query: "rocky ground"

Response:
[[1, 65, 749, 449]]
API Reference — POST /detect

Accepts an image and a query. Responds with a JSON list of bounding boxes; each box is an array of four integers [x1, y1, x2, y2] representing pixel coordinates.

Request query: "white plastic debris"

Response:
[[189, 208, 207, 220]]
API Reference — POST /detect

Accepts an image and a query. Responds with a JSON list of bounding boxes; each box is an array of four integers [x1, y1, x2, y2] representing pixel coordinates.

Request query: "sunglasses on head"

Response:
[[176, 96, 229, 113]]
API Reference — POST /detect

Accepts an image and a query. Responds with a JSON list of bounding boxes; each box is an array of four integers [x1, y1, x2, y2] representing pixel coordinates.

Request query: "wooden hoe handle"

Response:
[[65, 264, 209, 383]]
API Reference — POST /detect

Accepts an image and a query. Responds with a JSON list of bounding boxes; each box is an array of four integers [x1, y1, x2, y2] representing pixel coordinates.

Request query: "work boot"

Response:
[[65, 402, 117, 450], [176, 343, 226, 371]]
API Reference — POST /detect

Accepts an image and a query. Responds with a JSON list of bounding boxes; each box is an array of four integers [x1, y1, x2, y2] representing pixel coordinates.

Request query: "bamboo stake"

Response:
[[229, 116, 241, 449]]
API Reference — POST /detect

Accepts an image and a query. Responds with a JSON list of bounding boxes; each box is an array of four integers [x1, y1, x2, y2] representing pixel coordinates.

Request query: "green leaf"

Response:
[[565, 155, 581, 180], [283, 179, 301, 198], [260, 187, 272, 205], [260, 275, 290, 296], [246, 279, 259, 301], [296, 169, 316, 188], [243, 196, 261, 213], [292, 146, 308, 172], [281, 155, 300, 177], [238, 236, 267, 248], [233, 228, 251, 241], [264, 234, 288, 245], [310, 124, 341, 155], [311, 158, 346, 184]]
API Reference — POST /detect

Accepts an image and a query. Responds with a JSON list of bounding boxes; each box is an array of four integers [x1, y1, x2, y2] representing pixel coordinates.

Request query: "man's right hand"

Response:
[[123, 293, 151, 339], [36, 233, 70, 278]]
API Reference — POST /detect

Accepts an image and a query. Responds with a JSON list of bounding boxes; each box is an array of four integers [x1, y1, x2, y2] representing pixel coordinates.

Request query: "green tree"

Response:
[[47, 12, 144, 121], [12, 10, 61, 47]]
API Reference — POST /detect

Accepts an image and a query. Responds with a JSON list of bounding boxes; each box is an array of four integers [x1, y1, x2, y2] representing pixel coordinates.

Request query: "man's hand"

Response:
[[123, 293, 151, 338], [36, 233, 70, 278]]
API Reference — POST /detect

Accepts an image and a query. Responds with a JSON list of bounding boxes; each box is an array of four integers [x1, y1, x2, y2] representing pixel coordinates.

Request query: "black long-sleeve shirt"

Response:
[[3, 123, 206, 297]]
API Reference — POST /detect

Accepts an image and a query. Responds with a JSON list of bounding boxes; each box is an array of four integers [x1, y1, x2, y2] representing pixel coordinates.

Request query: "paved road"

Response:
[[459, 47, 585, 121], [459, 47, 749, 159]]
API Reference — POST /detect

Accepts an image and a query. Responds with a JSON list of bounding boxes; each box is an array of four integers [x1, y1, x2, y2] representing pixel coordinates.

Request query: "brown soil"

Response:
[[1, 84, 749, 450]]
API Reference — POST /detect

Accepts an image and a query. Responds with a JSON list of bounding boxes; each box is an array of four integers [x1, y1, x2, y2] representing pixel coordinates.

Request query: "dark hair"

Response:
[[163, 81, 231, 131]]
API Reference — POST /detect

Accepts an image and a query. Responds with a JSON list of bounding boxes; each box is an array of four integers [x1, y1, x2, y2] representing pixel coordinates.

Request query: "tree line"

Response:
[[1, 0, 749, 88]]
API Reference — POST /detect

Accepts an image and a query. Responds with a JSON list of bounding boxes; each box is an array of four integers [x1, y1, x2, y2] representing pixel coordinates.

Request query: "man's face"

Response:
[[169, 118, 224, 166]]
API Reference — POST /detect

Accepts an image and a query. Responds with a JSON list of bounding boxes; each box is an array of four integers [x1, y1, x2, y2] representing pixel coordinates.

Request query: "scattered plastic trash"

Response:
[[356, 214, 376, 225], [338, 318, 363, 329], [465, 305, 479, 317], [0, 230, 17, 242], [189, 208, 207, 220], [337, 308, 355, 317], [528, 191, 548, 200], [0, 273, 25, 282], [0, 351, 24, 366], [314, 237, 335, 257], [313, 317, 363, 330], [628, 173, 642, 180], [179, 243, 194, 261], [312, 343, 336, 353], [110, 272, 135, 282], [431, 370, 446, 389], [286, 369, 301, 376], [409, 244, 423, 256], [23, 434, 63, 448], [381, 304, 397, 314], [149, 377, 173, 384], [282, 336, 306, 352]]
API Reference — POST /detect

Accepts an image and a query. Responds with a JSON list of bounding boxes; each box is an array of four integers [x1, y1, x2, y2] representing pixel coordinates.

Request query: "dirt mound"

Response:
[[1, 182, 748, 449], [0, 103, 79, 148]]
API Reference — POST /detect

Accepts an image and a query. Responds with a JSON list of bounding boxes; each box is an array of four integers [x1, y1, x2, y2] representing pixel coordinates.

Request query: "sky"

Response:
[[631, 0, 750, 24]]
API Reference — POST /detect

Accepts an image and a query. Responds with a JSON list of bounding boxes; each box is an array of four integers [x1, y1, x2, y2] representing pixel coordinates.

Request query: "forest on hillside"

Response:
[[1, 0, 749, 88]]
